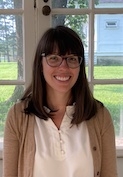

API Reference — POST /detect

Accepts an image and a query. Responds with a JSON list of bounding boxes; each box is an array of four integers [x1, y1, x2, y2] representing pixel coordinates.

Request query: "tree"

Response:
[[0, 14, 17, 62], [8, 0, 24, 103], [0, 0, 24, 104], [52, 0, 99, 46]]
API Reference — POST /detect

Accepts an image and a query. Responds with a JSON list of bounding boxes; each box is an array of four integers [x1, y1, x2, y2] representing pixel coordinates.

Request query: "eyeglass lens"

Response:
[[46, 55, 82, 68]]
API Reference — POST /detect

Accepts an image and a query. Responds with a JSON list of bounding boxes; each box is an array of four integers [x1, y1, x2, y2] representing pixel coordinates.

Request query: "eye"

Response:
[[68, 56, 78, 63], [48, 55, 59, 62]]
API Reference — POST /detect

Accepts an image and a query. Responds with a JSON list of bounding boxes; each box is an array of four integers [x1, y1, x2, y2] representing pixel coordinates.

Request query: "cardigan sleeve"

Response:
[[100, 107, 118, 177], [3, 105, 19, 177], [3, 101, 36, 177]]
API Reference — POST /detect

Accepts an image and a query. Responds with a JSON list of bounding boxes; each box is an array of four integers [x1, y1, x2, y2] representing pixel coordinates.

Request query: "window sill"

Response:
[[116, 147, 123, 158]]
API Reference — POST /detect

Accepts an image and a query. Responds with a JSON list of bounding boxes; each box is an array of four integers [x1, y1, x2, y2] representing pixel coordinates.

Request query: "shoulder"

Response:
[[6, 101, 24, 121], [5, 100, 35, 132], [86, 103, 115, 149], [97, 103, 113, 126], [8, 100, 27, 113], [7, 99, 32, 119], [90, 103, 114, 135]]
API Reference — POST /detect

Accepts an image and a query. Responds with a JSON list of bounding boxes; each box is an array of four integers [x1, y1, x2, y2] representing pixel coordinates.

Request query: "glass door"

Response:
[[37, 0, 123, 147], [0, 0, 35, 145]]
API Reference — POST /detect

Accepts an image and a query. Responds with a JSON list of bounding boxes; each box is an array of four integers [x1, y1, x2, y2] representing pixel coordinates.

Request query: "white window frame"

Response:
[[0, 0, 36, 157], [0, 0, 36, 87]]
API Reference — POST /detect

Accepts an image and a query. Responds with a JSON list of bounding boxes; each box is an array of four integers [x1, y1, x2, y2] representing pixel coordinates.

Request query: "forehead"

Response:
[[42, 35, 82, 56], [50, 42, 76, 55]]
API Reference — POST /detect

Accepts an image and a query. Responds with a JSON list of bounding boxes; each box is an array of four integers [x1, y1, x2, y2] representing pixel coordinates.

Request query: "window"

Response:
[[37, 0, 123, 148], [0, 0, 35, 149], [0, 0, 123, 151]]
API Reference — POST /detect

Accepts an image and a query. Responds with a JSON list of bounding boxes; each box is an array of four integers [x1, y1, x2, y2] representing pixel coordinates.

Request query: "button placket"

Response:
[[58, 130, 65, 154]]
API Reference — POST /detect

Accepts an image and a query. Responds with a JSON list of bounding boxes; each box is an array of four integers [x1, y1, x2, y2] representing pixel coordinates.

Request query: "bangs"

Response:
[[40, 27, 83, 56]]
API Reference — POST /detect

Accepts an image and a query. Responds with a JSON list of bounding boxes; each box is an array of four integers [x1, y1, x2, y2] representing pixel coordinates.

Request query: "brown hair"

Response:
[[21, 25, 103, 124]]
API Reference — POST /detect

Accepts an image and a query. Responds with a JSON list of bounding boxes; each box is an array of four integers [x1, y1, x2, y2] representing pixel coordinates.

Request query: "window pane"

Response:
[[0, 15, 23, 80], [52, 0, 89, 8], [0, 0, 22, 9], [94, 85, 123, 147], [52, 14, 89, 66], [94, 14, 123, 79], [0, 85, 24, 138], [95, 0, 123, 8]]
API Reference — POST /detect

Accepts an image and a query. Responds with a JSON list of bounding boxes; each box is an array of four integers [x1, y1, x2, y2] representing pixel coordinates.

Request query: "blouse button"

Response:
[[93, 146, 97, 151], [60, 139, 63, 143], [61, 150, 65, 154]]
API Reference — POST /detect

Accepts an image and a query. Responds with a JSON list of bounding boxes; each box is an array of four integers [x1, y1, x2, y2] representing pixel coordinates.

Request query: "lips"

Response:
[[55, 76, 70, 81]]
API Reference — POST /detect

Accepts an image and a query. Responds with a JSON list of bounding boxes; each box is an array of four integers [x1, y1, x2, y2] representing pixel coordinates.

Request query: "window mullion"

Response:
[[23, 0, 36, 88], [88, 10, 94, 92]]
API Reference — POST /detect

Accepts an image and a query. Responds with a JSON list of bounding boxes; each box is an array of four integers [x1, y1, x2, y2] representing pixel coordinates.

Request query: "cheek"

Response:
[[74, 68, 80, 80], [42, 61, 47, 79], [70, 69, 80, 87], [42, 60, 53, 81], [42, 59, 48, 72], [74, 69, 80, 84]]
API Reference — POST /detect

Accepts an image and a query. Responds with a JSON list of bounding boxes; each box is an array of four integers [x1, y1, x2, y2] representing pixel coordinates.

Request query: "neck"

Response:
[[46, 90, 72, 111]]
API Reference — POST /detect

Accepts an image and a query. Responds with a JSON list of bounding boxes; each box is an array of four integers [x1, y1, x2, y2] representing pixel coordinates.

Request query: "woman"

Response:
[[3, 25, 118, 177]]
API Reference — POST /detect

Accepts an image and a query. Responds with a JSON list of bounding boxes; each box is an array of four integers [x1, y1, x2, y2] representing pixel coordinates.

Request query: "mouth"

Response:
[[55, 76, 70, 81]]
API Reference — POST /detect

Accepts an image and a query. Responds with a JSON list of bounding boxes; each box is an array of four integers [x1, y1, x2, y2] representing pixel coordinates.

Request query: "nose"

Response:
[[59, 58, 69, 68]]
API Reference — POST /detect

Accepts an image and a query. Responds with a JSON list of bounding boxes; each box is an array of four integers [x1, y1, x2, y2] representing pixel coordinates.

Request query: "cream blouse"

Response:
[[33, 105, 94, 177]]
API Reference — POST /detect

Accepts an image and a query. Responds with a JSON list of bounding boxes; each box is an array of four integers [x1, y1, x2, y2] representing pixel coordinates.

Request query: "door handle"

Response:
[[42, 5, 51, 16]]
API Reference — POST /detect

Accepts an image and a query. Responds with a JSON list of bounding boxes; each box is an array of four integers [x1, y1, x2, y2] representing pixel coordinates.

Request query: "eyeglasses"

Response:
[[41, 53, 82, 68]]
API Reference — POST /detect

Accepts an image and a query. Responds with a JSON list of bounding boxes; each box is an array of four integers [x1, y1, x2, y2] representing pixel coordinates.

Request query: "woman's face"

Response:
[[42, 53, 80, 95]]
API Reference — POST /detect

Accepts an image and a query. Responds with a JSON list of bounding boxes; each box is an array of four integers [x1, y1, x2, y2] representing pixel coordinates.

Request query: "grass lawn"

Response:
[[0, 62, 123, 136], [0, 62, 17, 80], [94, 65, 123, 79]]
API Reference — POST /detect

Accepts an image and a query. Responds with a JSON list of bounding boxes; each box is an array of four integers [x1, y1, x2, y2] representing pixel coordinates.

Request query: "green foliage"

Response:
[[52, 0, 99, 46], [66, 0, 88, 43], [0, 0, 22, 62], [65, 15, 88, 46], [65, 0, 99, 45], [67, 0, 88, 8], [0, 14, 17, 62]]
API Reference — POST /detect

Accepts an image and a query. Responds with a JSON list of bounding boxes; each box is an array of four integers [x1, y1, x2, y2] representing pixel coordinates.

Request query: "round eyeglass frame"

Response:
[[41, 53, 83, 69]]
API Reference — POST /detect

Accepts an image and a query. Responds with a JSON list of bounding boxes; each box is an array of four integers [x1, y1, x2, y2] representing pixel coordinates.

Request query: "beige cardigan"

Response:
[[3, 101, 118, 177]]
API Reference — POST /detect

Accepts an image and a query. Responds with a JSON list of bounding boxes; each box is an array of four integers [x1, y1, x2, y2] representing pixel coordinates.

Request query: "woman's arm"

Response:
[[3, 106, 19, 177], [100, 108, 118, 177]]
